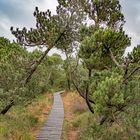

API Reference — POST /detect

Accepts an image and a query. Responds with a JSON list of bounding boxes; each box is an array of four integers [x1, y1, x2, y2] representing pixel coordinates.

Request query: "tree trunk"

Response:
[[46, 71, 52, 86], [65, 52, 72, 91], [24, 47, 52, 85], [99, 115, 107, 125], [85, 69, 94, 113], [0, 31, 65, 115], [1, 100, 14, 115], [67, 78, 71, 90]]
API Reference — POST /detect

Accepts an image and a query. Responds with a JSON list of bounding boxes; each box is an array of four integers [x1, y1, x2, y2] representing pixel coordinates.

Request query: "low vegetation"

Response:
[[0, 93, 53, 140], [61, 91, 88, 140], [62, 92, 140, 140]]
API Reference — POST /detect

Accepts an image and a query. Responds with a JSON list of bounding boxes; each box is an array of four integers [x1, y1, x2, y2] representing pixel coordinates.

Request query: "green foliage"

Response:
[[73, 110, 140, 140], [80, 0, 125, 28], [131, 45, 140, 63], [0, 37, 66, 111], [93, 73, 123, 114], [79, 27, 130, 72], [0, 93, 52, 140]]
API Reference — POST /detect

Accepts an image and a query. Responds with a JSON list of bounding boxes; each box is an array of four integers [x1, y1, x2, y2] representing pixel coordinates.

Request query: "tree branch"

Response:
[[124, 64, 140, 82], [24, 30, 66, 85], [72, 79, 95, 104], [109, 49, 124, 68]]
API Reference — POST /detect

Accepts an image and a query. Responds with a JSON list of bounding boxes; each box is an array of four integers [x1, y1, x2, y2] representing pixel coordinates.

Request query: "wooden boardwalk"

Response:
[[36, 92, 64, 140]]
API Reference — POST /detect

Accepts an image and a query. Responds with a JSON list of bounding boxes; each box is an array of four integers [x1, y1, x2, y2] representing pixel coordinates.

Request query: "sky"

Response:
[[120, 0, 140, 52], [0, 0, 140, 54]]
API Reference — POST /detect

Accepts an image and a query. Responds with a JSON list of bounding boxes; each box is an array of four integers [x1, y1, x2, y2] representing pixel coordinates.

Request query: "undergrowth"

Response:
[[62, 91, 140, 140], [0, 93, 53, 140]]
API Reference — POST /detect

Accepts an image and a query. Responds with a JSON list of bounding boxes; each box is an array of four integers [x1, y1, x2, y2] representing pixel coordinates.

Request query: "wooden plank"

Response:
[[36, 92, 64, 140]]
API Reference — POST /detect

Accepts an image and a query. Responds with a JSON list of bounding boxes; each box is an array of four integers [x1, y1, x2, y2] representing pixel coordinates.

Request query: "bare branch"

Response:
[[72, 78, 95, 104], [124, 64, 140, 82], [109, 49, 124, 68]]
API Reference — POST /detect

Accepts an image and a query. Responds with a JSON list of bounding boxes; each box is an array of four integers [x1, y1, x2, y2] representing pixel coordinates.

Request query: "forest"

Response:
[[0, 0, 140, 140]]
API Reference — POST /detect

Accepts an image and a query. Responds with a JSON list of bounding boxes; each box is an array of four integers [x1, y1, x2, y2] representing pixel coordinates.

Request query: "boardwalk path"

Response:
[[36, 92, 64, 140]]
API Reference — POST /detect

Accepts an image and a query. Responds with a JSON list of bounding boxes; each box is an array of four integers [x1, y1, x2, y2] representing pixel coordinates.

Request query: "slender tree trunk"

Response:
[[85, 69, 94, 113], [72, 80, 95, 104], [24, 47, 52, 85], [65, 52, 72, 91], [46, 71, 52, 86], [67, 78, 71, 90], [1, 100, 14, 115], [99, 115, 107, 125]]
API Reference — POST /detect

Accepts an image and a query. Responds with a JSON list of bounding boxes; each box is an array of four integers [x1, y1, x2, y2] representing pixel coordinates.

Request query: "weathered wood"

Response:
[[36, 92, 64, 140]]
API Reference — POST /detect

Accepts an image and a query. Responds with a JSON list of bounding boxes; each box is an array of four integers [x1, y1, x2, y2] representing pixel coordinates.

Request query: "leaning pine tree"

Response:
[[0, 3, 84, 114]]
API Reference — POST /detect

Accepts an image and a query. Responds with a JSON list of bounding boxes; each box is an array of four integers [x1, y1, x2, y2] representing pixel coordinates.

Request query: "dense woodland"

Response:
[[0, 0, 140, 139]]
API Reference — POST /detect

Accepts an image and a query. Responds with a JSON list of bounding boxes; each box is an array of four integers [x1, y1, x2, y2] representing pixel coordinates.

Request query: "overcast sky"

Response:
[[0, 0, 58, 39], [0, 0, 140, 54]]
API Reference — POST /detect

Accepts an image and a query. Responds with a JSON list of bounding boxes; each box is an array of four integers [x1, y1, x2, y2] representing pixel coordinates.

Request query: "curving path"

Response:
[[36, 91, 64, 140]]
